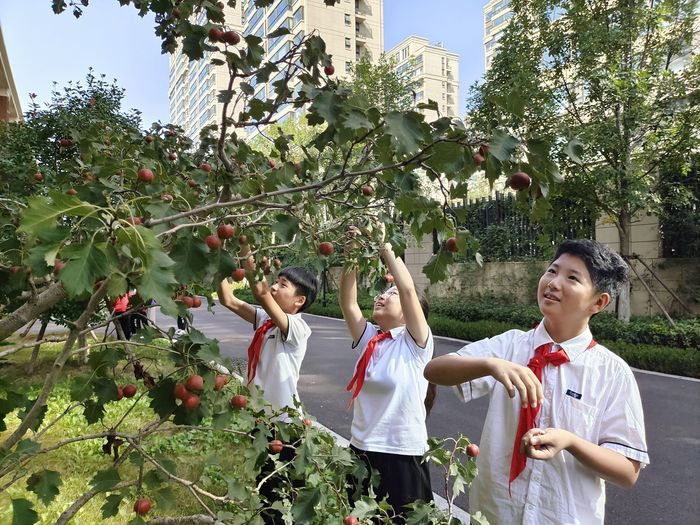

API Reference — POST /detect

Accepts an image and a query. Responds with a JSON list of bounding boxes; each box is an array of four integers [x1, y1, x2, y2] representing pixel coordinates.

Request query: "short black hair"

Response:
[[278, 267, 319, 312], [552, 239, 629, 300]]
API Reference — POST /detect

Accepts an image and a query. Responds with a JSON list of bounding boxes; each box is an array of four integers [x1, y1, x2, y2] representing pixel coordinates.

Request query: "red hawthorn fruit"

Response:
[[183, 393, 200, 411], [479, 143, 489, 156], [467, 443, 480, 457], [174, 383, 189, 401], [116, 386, 124, 400], [137, 168, 154, 183], [214, 375, 229, 391], [208, 27, 224, 42], [127, 217, 143, 226], [206, 235, 221, 250], [324, 64, 335, 76], [268, 439, 283, 454], [53, 260, 65, 275], [172, 7, 181, 18], [191, 296, 202, 308], [88, 97, 96, 107], [230, 394, 247, 409], [59, 138, 73, 147], [187, 179, 197, 188], [180, 296, 195, 308], [199, 162, 212, 173], [217, 224, 235, 239], [303, 418, 312, 427], [319, 242, 334, 256], [33, 172, 44, 181], [82, 171, 94, 182], [293, 161, 302, 175], [267, 158, 276, 169], [238, 234, 248, 244], [144, 135, 155, 143], [509, 171, 531, 191], [361, 185, 374, 196], [185, 374, 204, 392], [66, 188, 78, 196], [133, 498, 151, 515], [384, 274, 394, 283], [103, 138, 111, 146], [162, 194, 173, 202], [343, 516, 359, 525], [273, 258, 282, 269], [122, 384, 137, 398], [222, 30, 241, 45], [473, 153, 485, 165], [169, 152, 178, 161], [232, 268, 246, 282], [446, 237, 459, 253]]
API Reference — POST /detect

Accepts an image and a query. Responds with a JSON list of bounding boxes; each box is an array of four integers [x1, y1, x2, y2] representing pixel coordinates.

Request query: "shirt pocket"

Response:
[[560, 395, 599, 439]]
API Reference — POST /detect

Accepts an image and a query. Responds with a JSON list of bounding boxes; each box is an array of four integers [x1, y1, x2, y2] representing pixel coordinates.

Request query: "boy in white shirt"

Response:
[[424, 239, 649, 525], [340, 242, 435, 523]]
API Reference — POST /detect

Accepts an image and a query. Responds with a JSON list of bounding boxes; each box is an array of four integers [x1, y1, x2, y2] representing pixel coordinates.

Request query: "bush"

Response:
[[603, 340, 700, 378]]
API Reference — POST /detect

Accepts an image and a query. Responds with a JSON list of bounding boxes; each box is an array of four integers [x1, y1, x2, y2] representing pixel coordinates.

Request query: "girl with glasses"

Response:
[[340, 241, 434, 524]]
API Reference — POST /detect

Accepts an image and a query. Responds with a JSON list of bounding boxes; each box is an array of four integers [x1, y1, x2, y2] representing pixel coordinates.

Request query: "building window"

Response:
[[268, 0, 291, 30], [346, 61, 353, 73], [401, 47, 409, 60], [293, 6, 303, 27], [345, 37, 351, 49], [345, 13, 351, 25]]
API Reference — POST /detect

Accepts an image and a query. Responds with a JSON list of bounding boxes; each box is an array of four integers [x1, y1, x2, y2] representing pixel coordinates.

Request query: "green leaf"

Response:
[[423, 250, 452, 284], [148, 378, 178, 418], [308, 91, 343, 125], [170, 235, 210, 284], [291, 487, 322, 524], [11, 498, 38, 525], [83, 399, 105, 424], [26, 470, 62, 506], [489, 128, 520, 162], [267, 26, 290, 39], [18, 193, 98, 237], [136, 259, 178, 317], [244, 35, 265, 65], [271, 214, 300, 242], [90, 467, 121, 492], [342, 109, 372, 130], [101, 494, 123, 519], [59, 241, 109, 297], [384, 111, 425, 155], [70, 375, 92, 402], [93, 378, 120, 404]]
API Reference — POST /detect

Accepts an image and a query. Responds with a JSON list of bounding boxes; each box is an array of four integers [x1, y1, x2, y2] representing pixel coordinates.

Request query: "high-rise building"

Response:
[[483, 0, 513, 70], [168, 0, 384, 141], [387, 36, 459, 119], [0, 26, 22, 122]]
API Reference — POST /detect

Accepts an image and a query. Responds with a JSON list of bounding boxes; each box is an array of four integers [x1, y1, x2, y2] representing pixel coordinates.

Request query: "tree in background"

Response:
[[345, 53, 419, 113], [467, 0, 700, 321]]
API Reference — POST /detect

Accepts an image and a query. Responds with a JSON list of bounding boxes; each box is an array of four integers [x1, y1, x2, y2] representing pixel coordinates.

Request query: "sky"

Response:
[[1, 1, 487, 127]]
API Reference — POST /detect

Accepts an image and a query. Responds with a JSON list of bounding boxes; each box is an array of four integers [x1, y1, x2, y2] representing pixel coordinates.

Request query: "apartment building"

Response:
[[168, 0, 383, 141], [0, 26, 22, 122], [483, 0, 513, 70], [387, 36, 459, 120]]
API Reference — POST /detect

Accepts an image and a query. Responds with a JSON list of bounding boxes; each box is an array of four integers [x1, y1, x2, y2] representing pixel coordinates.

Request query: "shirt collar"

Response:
[[533, 321, 595, 361], [386, 325, 406, 338]]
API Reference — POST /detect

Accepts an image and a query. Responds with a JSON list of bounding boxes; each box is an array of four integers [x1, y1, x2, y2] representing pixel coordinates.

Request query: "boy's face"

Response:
[[537, 253, 609, 326], [270, 275, 306, 314]]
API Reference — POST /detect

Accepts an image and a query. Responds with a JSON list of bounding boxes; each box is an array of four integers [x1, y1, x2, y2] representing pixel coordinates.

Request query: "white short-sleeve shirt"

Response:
[[454, 322, 649, 525], [252, 309, 310, 418], [350, 323, 434, 456]]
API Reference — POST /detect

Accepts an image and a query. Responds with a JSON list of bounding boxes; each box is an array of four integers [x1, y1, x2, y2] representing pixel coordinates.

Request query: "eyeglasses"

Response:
[[373, 289, 399, 302]]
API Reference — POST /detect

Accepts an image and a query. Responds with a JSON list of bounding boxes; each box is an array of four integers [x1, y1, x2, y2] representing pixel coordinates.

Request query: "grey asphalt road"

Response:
[[28, 304, 700, 523]]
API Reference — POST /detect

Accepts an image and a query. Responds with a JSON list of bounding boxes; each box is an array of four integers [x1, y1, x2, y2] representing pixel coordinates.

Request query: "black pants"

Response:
[[349, 444, 433, 524], [117, 315, 132, 340]]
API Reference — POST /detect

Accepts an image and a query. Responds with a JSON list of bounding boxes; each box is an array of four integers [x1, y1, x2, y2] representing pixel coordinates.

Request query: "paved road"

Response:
[[29, 305, 700, 523]]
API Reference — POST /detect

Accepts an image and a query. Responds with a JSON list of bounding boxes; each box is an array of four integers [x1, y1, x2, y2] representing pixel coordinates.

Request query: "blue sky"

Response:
[[1, 1, 486, 126]]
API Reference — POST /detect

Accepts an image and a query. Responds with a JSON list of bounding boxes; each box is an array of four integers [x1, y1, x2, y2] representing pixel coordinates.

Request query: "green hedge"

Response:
[[602, 340, 699, 378], [429, 297, 700, 350]]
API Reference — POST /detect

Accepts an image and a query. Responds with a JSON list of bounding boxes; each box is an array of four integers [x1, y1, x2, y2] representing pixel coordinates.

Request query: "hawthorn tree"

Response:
[[467, 0, 700, 320], [0, 0, 569, 522]]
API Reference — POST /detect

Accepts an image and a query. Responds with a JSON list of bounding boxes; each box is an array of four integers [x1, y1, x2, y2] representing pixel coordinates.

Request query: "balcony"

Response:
[[355, 24, 372, 41], [355, 0, 371, 18]]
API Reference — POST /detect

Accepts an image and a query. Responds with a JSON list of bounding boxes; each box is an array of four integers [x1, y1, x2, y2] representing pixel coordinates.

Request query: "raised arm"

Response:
[[217, 278, 256, 324], [339, 265, 367, 344], [380, 243, 428, 347], [246, 254, 290, 338]]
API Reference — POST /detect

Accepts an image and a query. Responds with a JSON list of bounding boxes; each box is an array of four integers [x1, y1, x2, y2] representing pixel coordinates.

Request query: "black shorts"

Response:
[[349, 444, 433, 523]]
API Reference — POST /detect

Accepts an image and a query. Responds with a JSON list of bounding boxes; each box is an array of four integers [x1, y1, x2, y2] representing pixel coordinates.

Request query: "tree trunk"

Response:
[[0, 282, 67, 342], [616, 211, 632, 323], [26, 318, 49, 375]]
